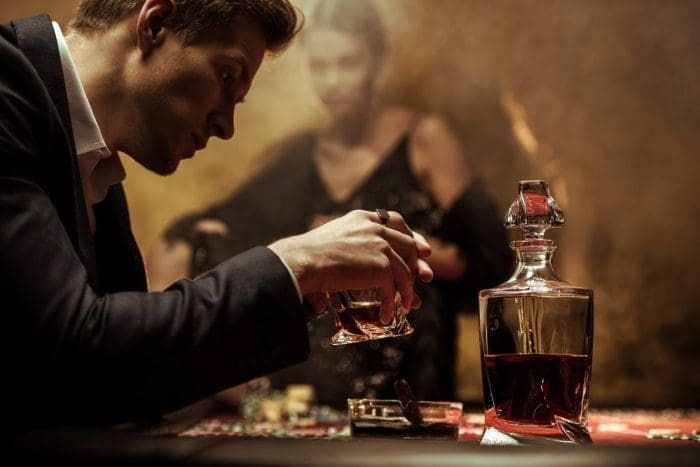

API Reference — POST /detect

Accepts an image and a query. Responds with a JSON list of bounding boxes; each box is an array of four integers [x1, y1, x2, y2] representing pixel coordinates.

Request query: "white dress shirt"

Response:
[[52, 22, 125, 233]]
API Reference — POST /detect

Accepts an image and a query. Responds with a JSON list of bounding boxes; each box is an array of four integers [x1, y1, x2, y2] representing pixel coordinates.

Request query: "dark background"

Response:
[[2, 0, 698, 408]]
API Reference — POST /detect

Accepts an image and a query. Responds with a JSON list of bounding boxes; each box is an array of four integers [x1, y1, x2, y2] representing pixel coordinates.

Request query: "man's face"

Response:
[[123, 18, 266, 175]]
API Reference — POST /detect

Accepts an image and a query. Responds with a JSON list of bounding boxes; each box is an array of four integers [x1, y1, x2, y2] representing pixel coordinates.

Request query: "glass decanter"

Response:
[[479, 180, 593, 445]]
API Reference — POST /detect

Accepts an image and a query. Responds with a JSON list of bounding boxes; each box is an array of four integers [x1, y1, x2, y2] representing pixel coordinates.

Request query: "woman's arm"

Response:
[[409, 114, 511, 291], [410, 114, 474, 209], [409, 114, 473, 281]]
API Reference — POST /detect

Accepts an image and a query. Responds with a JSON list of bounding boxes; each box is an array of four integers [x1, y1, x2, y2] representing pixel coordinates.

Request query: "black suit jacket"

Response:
[[0, 15, 309, 435]]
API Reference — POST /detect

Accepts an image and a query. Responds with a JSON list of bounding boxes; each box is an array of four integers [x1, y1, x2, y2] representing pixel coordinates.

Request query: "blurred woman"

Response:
[[147, 0, 511, 405]]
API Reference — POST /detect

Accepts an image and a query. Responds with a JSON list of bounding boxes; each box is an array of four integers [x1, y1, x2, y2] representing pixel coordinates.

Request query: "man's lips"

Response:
[[179, 134, 206, 160]]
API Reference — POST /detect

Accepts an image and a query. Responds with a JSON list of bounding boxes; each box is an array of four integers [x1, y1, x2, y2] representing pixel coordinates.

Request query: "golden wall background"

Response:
[[2, 0, 698, 407]]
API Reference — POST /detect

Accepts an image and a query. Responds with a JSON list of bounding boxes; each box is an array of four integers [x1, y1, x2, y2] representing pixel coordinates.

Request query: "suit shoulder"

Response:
[[0, 34, 55, 171], [0, 33, 50, 108]]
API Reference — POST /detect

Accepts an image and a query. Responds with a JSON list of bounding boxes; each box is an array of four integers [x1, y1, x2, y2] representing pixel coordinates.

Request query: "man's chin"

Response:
[[127, 148, 182, 175], [145, 157, 180, 176], [159, 158, 180, 175]]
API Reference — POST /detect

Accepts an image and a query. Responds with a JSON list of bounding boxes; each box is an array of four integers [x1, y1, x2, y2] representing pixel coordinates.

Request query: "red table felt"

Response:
[[180, 409, 699, 446]]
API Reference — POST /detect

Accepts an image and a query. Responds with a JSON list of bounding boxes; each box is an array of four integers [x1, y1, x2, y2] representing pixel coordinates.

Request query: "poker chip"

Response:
[[646, 428, 684, 440]]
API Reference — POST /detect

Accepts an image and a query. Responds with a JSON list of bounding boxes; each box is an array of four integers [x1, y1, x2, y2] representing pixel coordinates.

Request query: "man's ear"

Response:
[[135, 0, 176, 55]]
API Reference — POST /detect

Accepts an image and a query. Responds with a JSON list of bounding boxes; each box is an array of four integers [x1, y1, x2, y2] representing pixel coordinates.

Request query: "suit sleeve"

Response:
[[1, 37, 309, 430]]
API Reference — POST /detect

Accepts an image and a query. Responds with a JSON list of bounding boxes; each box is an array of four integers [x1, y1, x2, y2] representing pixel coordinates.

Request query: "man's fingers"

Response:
[[411, 293, 422, 310], [386, 248, 414, 313], [372, 210, 412, 235], [380, 211, 432, 259], [417, 258, 434, 283], [379, 229, 434, 283], [380, 228, 419, 275], [412, 231, 431, 258], [377, 280, 397, 325], [304, 292, 330, 317]]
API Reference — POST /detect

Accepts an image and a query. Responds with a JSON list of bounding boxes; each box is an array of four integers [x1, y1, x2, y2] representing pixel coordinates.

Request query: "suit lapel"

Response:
[[94, 185, 148, 292], [12, 14, 101, 291]]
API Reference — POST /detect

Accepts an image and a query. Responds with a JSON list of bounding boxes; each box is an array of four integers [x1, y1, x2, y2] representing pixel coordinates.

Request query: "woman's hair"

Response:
[[69, 0, 302, 53], [303, 0, 387, 63]]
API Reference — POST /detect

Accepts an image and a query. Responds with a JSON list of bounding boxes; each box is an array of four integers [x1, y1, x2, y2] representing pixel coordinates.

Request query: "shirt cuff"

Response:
[[269, 249, 303, 304]]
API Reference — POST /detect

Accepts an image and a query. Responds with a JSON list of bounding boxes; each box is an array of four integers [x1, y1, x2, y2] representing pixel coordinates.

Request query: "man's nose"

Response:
[[208, 105, 235, 140]]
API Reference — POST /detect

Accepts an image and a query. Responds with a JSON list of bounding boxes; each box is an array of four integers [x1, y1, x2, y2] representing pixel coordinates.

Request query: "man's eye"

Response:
[[222, 67, 242, 86]]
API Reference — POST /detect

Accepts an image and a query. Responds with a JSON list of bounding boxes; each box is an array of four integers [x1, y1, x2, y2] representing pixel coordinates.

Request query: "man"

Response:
[[0, 0, 432, 435]]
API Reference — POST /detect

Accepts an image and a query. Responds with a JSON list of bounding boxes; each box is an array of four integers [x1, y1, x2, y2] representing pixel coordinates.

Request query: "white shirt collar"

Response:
[[52, 22, 112, 160], [52, 22, 126, 233]]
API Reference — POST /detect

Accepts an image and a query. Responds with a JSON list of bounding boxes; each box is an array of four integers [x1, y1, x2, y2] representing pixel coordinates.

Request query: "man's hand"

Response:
[[268, 210, 433, 324], [308, 213, 339, 230]]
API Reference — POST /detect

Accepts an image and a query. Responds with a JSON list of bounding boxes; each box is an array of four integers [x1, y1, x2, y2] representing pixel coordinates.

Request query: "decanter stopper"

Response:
[[505, 180, 564, 238]]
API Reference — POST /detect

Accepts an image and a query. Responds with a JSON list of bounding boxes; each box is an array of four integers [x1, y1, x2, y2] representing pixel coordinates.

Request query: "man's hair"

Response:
[[69, 0, 302, 53]]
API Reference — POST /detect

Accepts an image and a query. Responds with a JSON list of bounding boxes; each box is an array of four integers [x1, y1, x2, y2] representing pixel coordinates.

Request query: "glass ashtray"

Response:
[[348, 399, 463, 440]]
